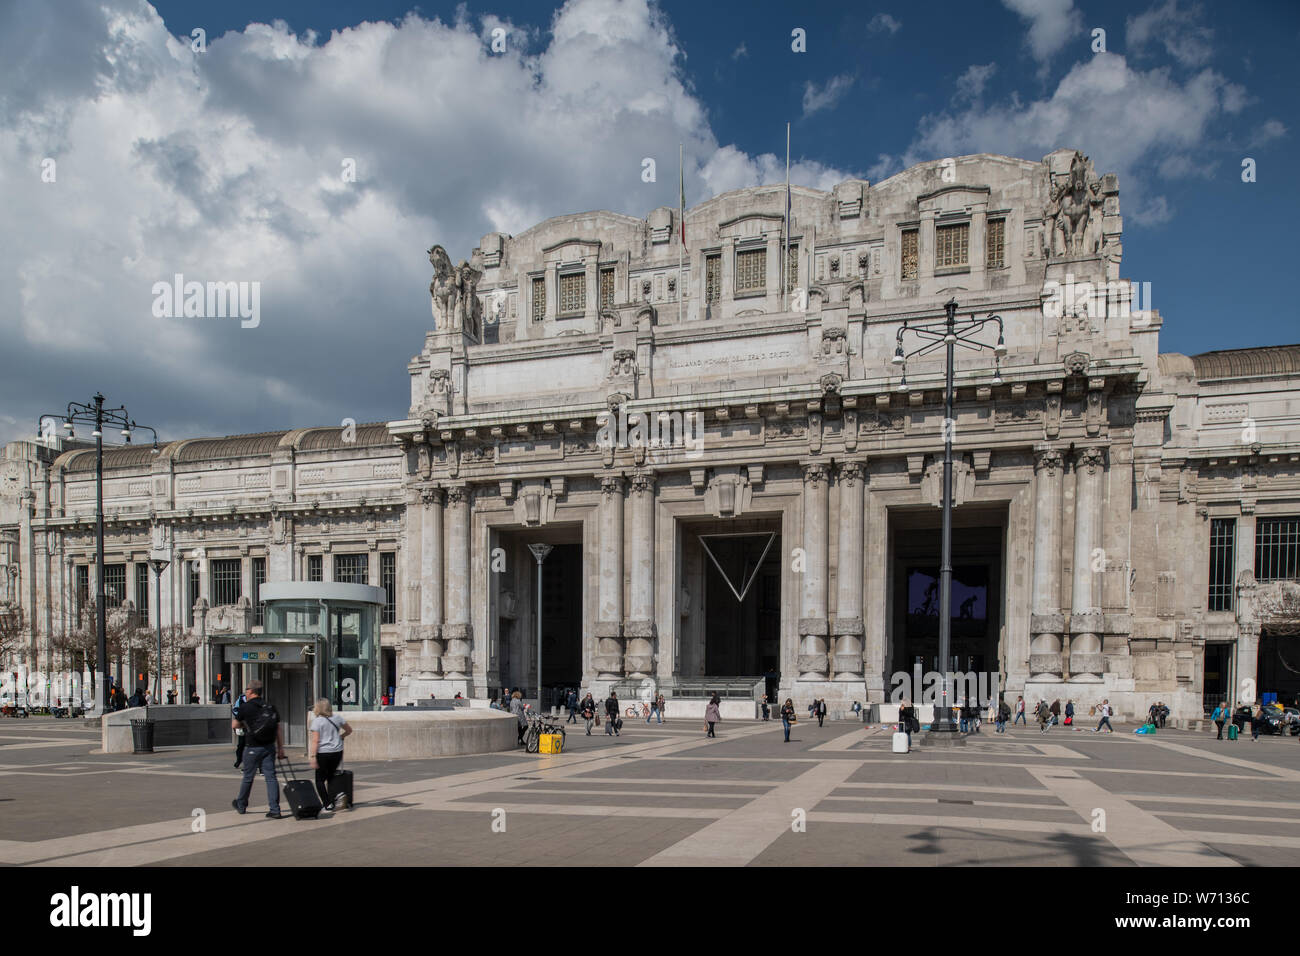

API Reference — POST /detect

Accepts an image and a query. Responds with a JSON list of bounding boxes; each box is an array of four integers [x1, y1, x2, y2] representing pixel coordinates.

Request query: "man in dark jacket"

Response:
[[230, 680, 285, 818], [566, 689, 578, 724], [815, 698, 827, 727], [604, 692, 620, 737]]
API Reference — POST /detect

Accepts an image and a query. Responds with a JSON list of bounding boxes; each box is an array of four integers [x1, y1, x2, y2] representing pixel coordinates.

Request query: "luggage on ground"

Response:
[[279, 758, 323, 819], [892, 731, 909, 754], [327, 769, 354, 810], [1227, 723, 1239, 740]]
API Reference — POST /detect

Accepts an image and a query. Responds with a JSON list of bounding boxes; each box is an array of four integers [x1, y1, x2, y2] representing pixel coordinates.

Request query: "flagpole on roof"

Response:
[[679, 142, 685, 324]]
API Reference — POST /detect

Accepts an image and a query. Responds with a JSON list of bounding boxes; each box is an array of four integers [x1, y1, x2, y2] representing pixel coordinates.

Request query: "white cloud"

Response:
[[1001, 0, 1083, 65], [867, 14, 902, 35], [1248, 118, 1286, 148], [0, 0, 852, 445], [802, 73, 855, 116], [1127, 0, 1214, 68], [956, 63, 997, 102], [699, 145, 847, 195], [731, 42, 747, 60]]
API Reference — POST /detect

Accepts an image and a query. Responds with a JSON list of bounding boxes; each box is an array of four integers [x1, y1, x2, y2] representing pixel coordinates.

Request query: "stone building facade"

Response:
[[3, 148, 1298, 719]]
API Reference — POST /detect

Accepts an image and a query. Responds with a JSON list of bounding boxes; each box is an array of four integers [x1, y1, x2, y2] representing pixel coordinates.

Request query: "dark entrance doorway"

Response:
[[539, 543, 582, 695], [701, 530, 781, 678], [1258, 632, 1300, 709], [1203, 642, 1232, 715], [889, 512, 1004, 685]]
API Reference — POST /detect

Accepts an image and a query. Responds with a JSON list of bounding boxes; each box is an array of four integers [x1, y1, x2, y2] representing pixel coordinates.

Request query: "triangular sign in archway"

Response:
[[697, 532, 777, 603]]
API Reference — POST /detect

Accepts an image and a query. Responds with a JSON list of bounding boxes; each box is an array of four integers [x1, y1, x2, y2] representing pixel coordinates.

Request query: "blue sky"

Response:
[[1, 0, 1296, 442]]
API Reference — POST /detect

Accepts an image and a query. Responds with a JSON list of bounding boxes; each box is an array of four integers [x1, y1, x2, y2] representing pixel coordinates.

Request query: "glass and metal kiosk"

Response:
[[210, 582, 384, 748]]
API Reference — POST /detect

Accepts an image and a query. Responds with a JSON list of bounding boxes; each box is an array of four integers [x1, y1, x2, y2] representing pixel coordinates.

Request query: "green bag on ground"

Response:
[[1227, 723, 1239, 740]]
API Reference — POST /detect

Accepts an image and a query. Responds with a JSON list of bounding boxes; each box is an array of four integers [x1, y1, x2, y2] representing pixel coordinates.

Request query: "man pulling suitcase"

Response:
[[230, 680, 285, 819]]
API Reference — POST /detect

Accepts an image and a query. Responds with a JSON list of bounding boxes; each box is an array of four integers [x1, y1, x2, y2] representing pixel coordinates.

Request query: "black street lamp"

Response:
[[893, 299, 1006, 742], [37, 394, 159, 715], [148, 554, 171, 703]]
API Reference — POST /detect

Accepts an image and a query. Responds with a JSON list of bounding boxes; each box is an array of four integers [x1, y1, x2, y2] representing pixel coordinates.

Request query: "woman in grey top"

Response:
[[309, 698, 352, 810], [510, 690, 527, 745]]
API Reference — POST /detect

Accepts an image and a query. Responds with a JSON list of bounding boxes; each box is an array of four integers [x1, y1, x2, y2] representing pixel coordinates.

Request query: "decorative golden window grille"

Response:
[[559, 272, 585, 314], [986, 218, 1005, 269], [901, 229, 918, 280], [531, 276, 546, 322], [600, 268, 615, 309], [935, 223, 969, 269], [705, 255, 721, 302], [786, 244, 799, 291], [736, 248, 766, 293]]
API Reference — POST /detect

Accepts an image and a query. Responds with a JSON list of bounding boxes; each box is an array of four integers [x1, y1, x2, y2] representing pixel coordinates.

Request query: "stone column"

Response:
[[419, 487, 444, 674], [442, 485, 471, 679], [1029, 445, 1065, 680], [594, 474, 624, 679], [1069, 447, 1105, 680], [1235, 570, 1260, 706], [624, 471, 655, 679], [798, 461, 830, 680], [832, 460, 865, 679]]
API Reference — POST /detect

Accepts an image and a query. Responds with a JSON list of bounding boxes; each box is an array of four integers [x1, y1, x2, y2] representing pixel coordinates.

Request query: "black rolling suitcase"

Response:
[[279, 758, 322, 819], [327, 769, 354, 810]]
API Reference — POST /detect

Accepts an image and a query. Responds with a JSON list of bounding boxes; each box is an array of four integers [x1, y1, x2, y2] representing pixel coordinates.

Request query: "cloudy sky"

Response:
[[0, 0, 1295, 445]]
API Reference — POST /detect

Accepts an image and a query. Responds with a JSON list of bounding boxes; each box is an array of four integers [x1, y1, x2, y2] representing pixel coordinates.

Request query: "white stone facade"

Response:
[[4, 149, 1299, 720]]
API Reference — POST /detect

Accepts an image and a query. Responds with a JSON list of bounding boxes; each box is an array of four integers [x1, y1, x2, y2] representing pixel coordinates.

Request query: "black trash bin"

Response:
[[130, 715, 156, 754]]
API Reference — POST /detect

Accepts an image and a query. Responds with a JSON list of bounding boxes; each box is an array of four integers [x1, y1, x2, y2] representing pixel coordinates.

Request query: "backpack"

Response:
[[247, 700, 281, 745]]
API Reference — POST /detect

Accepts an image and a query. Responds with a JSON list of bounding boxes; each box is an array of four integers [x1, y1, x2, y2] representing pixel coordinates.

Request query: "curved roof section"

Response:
[[173, 430, 288, 463], [59, 445, 166, 473], [1157, 353, 1195, 379], [296, 423, 392, 451], [1191, 345, 1300, 381]]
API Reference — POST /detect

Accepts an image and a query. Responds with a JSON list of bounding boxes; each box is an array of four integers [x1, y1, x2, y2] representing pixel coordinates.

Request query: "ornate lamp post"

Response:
[[148, 552, 170, 703], [37, 395, 159, 715], [527, 544, 553, 707], [893, 299, 1005, 740]]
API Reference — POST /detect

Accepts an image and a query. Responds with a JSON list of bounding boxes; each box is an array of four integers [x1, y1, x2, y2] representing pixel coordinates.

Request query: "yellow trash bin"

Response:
[[539, 733, 564, 754]]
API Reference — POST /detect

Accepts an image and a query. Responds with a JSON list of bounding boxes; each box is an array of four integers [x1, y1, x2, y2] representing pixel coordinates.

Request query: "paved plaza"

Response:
[[3, 716, 1300, 867]]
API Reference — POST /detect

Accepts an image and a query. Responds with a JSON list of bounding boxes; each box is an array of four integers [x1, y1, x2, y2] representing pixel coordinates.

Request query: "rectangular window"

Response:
[[308, 554, 323, 582], [599, 268, 615, 309], [187, 562, 199, 628], [705, 254, 721, 302], [1256, 516, 1300, 581], [735, 248, 766, 294], [1208, 518, 1236, 611], [786, 243, 798, 292], [935, 222, 969, 269], [334, 553, 369, 585], [901, 229, 918, 280], [135, 563, 150, 623], [381, 552, 396, 624], [252, 557, 266, 627], [986, 218, 1005, 269], [558, 271, 585, 315], [103, 564, 126, 607], [75, 565, 89, 622], [531, 276, 546, 322], [210, 558, 242, 607]]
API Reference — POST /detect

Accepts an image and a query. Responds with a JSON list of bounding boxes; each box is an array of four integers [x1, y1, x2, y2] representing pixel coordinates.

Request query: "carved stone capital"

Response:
[[1076, 446, 1105, 474], [1033, 446, 1064, 475], [600, 474, 624, 497], [801, 462, 829, 486], [837, 461, 865, 487], [628, 471, 655, 495], [445, 485, 469, 506]]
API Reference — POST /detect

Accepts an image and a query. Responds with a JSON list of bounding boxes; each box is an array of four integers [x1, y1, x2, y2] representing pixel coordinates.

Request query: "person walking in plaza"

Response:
[[761, 694, 770, 721], [581, 694, 596, 735], [509, 690, 527, 746], [1064, 700, 1075, 727], [705, 693, 721, 738], [605, 691, 620, 736], [566, 688, 578, 724], [218, 685, 231, 705], [1212, 701, 1228, 739], [188, 689, 199, 704], [997, 697, 1011, 733], [231, 688, 249, 769], [230, 680, 285, 819], [1014, 695, 1026, 726], [647, 693, 662, 723], [898, 698, 915, 749], [815, 697, 827, 728], [1095, 699, 1114, 733], [780, 698, 796, 743], [1252, 704, 1265, 741], [1049, 699, 1061, 727], [1037, 700, 1051, 735], [308, 698, 352, 812]]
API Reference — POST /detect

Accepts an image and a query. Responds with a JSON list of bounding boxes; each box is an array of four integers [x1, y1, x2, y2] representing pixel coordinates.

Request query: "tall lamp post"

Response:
[[893, 299, 1006, 740], [37, 395, 159, 715], [527, 544, 553, 707], [148, 552, 170, 703]]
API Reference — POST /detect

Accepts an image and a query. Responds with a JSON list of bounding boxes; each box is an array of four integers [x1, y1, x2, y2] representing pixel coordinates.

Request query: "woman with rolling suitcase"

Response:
[[309, 698, 353, 812]]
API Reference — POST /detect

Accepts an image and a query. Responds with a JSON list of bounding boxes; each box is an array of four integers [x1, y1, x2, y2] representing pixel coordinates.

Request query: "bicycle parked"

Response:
[[522, 711, 567, 754], [625, 702, 651, 720]]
